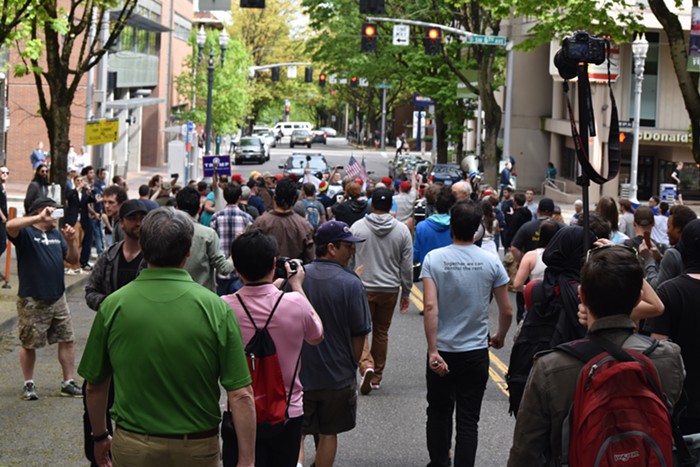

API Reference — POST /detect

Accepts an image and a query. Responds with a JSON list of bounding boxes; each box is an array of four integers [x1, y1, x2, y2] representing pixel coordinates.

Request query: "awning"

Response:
[[106, 97, 165, 110], [110, 11, 171, 33]]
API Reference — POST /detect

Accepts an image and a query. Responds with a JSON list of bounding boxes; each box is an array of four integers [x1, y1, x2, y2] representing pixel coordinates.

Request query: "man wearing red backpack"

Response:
[[507, 244, 685, 467]]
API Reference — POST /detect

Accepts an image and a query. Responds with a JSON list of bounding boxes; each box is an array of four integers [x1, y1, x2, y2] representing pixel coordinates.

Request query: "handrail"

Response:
[[542, 178, 567, 194]]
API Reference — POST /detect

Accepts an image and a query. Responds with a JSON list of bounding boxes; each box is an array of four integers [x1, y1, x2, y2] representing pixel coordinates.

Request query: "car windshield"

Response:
[[434, 165, 460, 174], [293, 130, 309, 136], [240, 137, 261, 146], [289, 156, 326, 171]]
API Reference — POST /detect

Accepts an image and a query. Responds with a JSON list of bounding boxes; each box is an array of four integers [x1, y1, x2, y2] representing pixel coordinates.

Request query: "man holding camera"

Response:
[[7, 197, 81, 400]]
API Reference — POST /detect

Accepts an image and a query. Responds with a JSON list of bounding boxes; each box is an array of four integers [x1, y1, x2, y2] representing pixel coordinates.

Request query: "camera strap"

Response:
[[563, 44, 620, 185]]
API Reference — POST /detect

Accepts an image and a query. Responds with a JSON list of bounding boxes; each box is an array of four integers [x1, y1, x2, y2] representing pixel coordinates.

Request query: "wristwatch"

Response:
[[91, 431, 110, 442]]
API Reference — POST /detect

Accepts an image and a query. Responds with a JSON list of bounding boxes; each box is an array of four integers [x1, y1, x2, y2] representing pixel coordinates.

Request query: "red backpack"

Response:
[[557, 333, 691, 467]]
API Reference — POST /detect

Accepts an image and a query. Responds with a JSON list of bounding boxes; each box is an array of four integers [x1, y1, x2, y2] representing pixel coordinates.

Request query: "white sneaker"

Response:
[[64, 268, 77, 275]]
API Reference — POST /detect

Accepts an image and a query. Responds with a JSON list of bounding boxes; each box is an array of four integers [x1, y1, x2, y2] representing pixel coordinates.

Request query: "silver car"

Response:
[[252, 128, 276, 151], [234, 136, 266, 165]]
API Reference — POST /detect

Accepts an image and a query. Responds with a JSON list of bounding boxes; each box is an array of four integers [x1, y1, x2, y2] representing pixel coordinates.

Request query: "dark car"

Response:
[[233, 136, 266, 165], [311, 129, 327, 144], [279, 153, 329, 179], [290, 129, 312, 148], [429, 164, 464, 186]]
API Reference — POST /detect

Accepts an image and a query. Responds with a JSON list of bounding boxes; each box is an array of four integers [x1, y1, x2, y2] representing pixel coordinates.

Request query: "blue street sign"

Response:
[[203, 155, 231, 177], [414, 93, 435, 107], [187, 120, 195, 133]]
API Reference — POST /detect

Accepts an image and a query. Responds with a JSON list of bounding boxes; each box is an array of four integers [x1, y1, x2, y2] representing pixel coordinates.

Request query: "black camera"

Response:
[[273, 256, 299, 280], [554, 31, 608, 80]]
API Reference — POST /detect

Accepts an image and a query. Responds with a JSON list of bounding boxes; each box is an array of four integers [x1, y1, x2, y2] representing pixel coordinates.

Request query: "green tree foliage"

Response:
[[174, 28, 252, 136], [0, 0, 40, 50], [12, 0, 136, 200]]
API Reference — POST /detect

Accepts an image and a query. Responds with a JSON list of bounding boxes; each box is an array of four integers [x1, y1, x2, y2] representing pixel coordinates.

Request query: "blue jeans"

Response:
[[426, 348, 489, 467], [92, 218, 104, 256], [216, 277, 243, 296]]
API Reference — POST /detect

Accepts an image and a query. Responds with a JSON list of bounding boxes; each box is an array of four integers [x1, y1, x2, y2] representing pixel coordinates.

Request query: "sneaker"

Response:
[[360, 368, 374, 395], [73, 269, 83, 275], [22, 382, 38, 401], [60, 380, 83, 398], [371, 382, 381, 390], [81, 264, 93, 272], [64, 268, 77, 275]]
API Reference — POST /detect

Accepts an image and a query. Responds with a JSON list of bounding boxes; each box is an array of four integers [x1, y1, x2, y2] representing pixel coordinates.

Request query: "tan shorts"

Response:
[[17, 295, 74, 349]]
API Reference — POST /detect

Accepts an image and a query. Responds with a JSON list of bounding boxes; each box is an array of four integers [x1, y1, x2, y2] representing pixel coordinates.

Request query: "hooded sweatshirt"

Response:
[[331, 198, 371, 226], [350, 213, 413, 298], [413, 213, 451, 264]]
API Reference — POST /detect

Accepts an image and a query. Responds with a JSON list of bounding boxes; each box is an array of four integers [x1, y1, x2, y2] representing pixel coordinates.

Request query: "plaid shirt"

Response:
[[210, 205, 253, 280]]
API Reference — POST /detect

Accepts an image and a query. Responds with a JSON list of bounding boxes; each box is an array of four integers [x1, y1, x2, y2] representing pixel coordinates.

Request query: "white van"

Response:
[[273, 121, 312, 137]]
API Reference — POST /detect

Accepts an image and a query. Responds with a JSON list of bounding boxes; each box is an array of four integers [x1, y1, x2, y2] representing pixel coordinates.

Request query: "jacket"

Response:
[[350, 213, 413, 299], [413, 213, 451, 264], [331, 198, 371, 226], [507, 315, 685, 467], [85, 241, 145, 311]]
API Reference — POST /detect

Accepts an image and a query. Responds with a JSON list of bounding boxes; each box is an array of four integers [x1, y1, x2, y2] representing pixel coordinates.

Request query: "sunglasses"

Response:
[[586, 243, 638, 262], [0, 171, 8, 175]]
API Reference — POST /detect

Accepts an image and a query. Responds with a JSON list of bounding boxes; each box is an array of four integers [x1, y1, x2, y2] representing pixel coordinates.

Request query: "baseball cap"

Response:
[[400, 181, 411, 192], [318, 181, 329, 192], [372, 187, 394, 212], [538, 197, 555, 213], [274, 173, 284, 180], [231, 173, 244, 184], [355, 177, 364, 185], [381, 176, 393, 186], [314, 220, 365, 246], [250, 170, 261, 179], [29, 197, 60, 214], [634, 206, 654, 227], [262, 171, 274, 179], [119, 199, 148, 219]]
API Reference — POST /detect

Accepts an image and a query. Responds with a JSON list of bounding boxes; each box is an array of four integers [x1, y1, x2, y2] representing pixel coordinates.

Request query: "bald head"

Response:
[[451, 181, 472, 201]]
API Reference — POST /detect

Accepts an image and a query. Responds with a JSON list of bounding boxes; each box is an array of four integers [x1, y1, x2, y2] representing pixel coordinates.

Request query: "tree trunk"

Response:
[[649, 0, 700, 163]]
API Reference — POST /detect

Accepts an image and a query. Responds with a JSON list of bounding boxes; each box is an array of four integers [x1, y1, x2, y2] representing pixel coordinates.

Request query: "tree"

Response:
[[174, 29, 252, 137], [0, 0, 39, 49], [647, 0, 700, 164], [13, 0, 137, 200]]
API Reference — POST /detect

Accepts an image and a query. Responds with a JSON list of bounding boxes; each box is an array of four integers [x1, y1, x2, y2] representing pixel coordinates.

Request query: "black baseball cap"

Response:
[[371, 187, 394, 212], [119, 199, 148, 219], [29, 197, 60, 214]]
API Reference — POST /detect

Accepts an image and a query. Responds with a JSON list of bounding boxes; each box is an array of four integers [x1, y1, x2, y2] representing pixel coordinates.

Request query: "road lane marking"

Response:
[[410, 295, 423, 311], [489, 351, 509, 375], [411, 285, 423, 300]]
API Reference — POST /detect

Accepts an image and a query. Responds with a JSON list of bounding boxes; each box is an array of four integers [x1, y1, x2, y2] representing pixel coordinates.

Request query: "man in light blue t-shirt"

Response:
[[421, 200, 513, 467]]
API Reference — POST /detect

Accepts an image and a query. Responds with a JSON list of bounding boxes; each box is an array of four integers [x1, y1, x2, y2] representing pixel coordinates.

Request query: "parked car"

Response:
[[290, 129, 313, 148], [311, 129, 328, 144], [279, 153, 329, 179], [233, 136, 266, 165], [389, 154, 426, 180], [252, 127, 276, 150], [429, 164, 465, 186], [319, 127, 337, 137]]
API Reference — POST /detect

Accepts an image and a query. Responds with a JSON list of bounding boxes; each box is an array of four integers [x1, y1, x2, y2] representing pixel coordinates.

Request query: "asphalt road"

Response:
[[0, 281, 519, 466]]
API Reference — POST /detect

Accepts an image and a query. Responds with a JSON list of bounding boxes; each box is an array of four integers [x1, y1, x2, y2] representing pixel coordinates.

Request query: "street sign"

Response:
[[464, 34, 507, 46], [393, 25, 410, 46], [376, 83, 394, 89], [86, 118, 119, 145], [413, 93, 435, 107], [329, 74, 337, 84], [287, 66, 297, 79], [359, 78, 369, 87], [202, 155, 231, 177]]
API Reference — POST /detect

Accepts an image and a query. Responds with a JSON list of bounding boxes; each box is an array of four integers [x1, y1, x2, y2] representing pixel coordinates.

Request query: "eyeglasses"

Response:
[[0, 171, 8, 175], [586, 243, 638, 262]]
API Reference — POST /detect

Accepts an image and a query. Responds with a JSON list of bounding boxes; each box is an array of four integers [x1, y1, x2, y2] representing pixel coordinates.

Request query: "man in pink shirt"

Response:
[[223, 229, 324, 467]]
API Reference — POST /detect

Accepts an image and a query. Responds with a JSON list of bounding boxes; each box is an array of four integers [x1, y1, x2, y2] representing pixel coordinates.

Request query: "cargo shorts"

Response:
[[17, 295, 74, 349]]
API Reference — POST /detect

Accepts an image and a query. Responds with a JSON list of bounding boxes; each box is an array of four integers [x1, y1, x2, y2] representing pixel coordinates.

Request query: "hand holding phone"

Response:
[[51, 208, 64, 219]]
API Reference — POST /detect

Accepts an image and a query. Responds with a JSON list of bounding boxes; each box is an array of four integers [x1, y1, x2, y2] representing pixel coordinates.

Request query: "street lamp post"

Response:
[[629, 34, 649, 203], [197, 26, 229, 156]]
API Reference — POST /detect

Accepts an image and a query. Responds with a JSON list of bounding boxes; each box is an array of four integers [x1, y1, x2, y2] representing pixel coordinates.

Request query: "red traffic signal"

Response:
[[350, 76, 359, 88], [319, 73, 327, 87], [361, 23, 378, 53], [424, 28, 441, 56]]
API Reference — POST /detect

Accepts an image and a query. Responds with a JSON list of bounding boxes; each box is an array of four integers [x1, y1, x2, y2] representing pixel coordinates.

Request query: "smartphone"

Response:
[[643, 231, 652, 249], [170, 173, 179, 179], [51, 208, 64, 219]]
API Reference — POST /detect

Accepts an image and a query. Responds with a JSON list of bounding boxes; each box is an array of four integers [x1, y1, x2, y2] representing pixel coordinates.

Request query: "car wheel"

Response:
[[307, 143, 311, 148], [323, 140, 327, 145], [290, 143, 294, 148]]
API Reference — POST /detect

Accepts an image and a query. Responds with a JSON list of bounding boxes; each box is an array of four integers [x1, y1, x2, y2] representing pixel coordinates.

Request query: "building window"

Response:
[[119, 26, 134, 51], [562, 147, 578, 179], [629, 32, 659, 127]]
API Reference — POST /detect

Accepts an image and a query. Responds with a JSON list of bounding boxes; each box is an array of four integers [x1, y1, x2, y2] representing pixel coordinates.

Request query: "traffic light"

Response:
[[350, 76, 359, 88], [423, 27, 441, 56], [359, 0, 384, 14], [305, 67, 313, 83], [319, 73, 326, 87], [271, 66, 280, 82], [284, 105, 290, 115], [240, 0, 265, 8], [361, 23, 378, 53]]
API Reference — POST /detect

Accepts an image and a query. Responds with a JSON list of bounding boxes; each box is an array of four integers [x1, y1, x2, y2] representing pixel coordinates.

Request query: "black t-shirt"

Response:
[[9, 226, 66, 299], [511, 217, 546, 253], [117, 250, 143, 290], [644, 274, 700, 421]]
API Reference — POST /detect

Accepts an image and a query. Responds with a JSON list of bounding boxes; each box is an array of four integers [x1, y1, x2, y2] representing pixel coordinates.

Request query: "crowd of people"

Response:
[[6, 154, 699, 467]]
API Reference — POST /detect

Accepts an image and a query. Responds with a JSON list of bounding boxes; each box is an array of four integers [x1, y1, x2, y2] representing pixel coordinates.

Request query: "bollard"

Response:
[[3, 206, 15, 288]]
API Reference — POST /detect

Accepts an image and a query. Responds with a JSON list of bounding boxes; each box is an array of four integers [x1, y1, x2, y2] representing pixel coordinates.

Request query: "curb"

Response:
[[0, 276, 89, 335]]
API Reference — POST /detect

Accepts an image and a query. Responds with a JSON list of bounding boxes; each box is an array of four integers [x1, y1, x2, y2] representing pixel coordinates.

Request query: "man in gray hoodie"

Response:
[[351, 187, 413, 395]]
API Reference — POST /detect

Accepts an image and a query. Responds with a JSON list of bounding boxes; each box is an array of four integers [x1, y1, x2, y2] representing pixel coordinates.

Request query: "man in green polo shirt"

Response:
[[79, 207, 256, 467]]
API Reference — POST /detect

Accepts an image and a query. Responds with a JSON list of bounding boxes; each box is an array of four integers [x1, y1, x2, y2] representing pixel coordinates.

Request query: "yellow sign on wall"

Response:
[[86, 119, 119, 145]]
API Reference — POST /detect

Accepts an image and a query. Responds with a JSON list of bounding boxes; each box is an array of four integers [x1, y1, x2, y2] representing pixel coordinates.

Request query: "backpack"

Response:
[[303, 199, 322, 230], [557, 333, 694, 467], [222, 292, 301, 465]]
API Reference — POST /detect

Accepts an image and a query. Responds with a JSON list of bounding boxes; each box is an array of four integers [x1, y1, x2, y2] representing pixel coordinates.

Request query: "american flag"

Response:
[[346, 155, 364, 179]]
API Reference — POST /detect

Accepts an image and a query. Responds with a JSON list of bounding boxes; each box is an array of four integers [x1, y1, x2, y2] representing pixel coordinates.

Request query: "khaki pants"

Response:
[[359, 291, 399, 384], [112, 426, 219, 467]]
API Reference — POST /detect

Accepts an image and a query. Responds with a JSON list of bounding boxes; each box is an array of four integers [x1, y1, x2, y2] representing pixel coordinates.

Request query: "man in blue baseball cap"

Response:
[[299, 221, 371, 467]]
